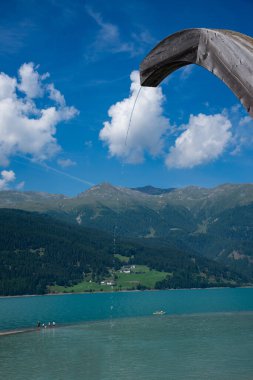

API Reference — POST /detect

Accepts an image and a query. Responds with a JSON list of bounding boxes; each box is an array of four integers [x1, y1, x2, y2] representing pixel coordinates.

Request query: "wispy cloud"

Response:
[[229, 105, 253, 156], [131, 30, 155, 45], [16, 181, 25, 190], [179, 65, 194, 80], [57, 158, 76, 168], [0, 27, 25, 55], [0, 20, 34, 55], [85, 7, 155, 61], [84, 140, 93, 148], [239, 115, 252, 127]]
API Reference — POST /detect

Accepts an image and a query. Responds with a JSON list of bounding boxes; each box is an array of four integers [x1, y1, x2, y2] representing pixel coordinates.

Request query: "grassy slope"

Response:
[[49, 265, 168, 293]]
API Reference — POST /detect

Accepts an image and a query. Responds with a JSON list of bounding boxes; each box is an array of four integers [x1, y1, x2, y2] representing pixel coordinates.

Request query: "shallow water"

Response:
[[1, 287, 253, 331], [1, 288, 253, 379], [1, 313, 253, 380]]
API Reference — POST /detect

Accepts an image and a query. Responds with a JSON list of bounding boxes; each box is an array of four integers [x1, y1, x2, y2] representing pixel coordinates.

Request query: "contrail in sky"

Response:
[[14, 156, 94, 187], [40, 162, 94, 186]]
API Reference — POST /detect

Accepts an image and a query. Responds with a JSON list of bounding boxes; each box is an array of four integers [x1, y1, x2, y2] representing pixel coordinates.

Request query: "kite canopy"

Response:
[[140, 28, 253, 117]]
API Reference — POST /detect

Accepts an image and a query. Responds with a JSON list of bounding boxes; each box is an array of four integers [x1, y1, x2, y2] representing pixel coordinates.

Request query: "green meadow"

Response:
[[49, 265, 168, 294]]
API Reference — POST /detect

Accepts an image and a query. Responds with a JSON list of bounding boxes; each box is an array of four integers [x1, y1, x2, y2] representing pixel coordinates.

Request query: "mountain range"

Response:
[[1, 182, 253, 294]]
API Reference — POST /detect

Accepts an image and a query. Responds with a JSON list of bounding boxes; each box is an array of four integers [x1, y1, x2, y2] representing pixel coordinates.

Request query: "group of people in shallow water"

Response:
[[37, 321, 56, 329]]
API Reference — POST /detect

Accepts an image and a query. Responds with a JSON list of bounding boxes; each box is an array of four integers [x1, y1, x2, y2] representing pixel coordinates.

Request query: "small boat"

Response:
[[153, 310, 166, 315]]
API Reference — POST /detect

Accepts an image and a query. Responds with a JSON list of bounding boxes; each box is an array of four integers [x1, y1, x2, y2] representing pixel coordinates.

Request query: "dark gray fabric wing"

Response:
[[140, 28, 253, 117]]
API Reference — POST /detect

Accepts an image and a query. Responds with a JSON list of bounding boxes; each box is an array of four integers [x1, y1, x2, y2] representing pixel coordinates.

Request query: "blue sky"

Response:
[[0, 0, 253, 195]]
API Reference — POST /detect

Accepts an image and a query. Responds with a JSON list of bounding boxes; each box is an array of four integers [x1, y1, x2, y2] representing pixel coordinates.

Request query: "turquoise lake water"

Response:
[[1, 288, 253, 379]]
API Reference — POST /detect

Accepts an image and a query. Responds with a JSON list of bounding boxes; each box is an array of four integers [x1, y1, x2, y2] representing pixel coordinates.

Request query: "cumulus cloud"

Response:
[[0, 170, 16, 190], [57, 158, 76, 168], [166, 113, 232, 168], [100, 73, 251, 169], [18, 62, 48, 98], [0, 62, 78, 166], [48, 83, 66, 106], [100, 71, 170, 163], [0, 73, 17, 99]]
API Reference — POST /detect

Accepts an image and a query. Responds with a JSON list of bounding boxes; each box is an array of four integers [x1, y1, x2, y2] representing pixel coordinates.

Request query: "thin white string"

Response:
[[125, 86, 142, 146]]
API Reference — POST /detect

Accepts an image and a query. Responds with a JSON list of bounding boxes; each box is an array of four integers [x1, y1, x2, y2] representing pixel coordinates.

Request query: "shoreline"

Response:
[[0, 324, 64, 337], [1, 285, 253, 299], [0, 327, 37, 337], [2, 308, 253, 338]]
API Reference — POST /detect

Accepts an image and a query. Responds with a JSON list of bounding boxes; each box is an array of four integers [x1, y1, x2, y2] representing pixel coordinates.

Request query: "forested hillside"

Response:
[[0, 209, 247, 295], [0, 209, 116, 295]]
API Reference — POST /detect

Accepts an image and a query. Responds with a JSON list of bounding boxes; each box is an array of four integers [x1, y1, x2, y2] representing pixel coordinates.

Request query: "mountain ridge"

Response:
[[1, 182, 253, 220], [1, 182, 253, 280]]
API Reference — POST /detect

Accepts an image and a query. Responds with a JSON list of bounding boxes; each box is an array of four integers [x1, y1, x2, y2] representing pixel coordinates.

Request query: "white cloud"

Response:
[[88, 8, 119, 44], [57, 158, 76, 168], [100, 75, 252, 169], [180, 65, 194, 80], [0, 170, 15, 190], [0, 73, 17, 100], [85, 7, 134, 60], [16, 180, 25, 190], [132, 30, 155, 45], [18, 62, 48, 98], [239, 115, 252, 126], [166, 113, 232, 168], [229, 107, 253, 155], [100, 70, 170, 163], [0, 24, 29, 55], [0, 62, 78, 166], [231, 104, 241, 114], [85, 7, 154, 60], [48, 83, 65, 106], [84, 140, 93, 148]]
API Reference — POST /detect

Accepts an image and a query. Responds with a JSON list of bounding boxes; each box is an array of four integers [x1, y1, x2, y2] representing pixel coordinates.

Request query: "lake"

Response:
[[1, 288, 253, 379]]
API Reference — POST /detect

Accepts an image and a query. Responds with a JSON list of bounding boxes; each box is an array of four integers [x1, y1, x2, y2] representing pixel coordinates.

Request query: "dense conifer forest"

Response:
[[0, 209, 248, 295]]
